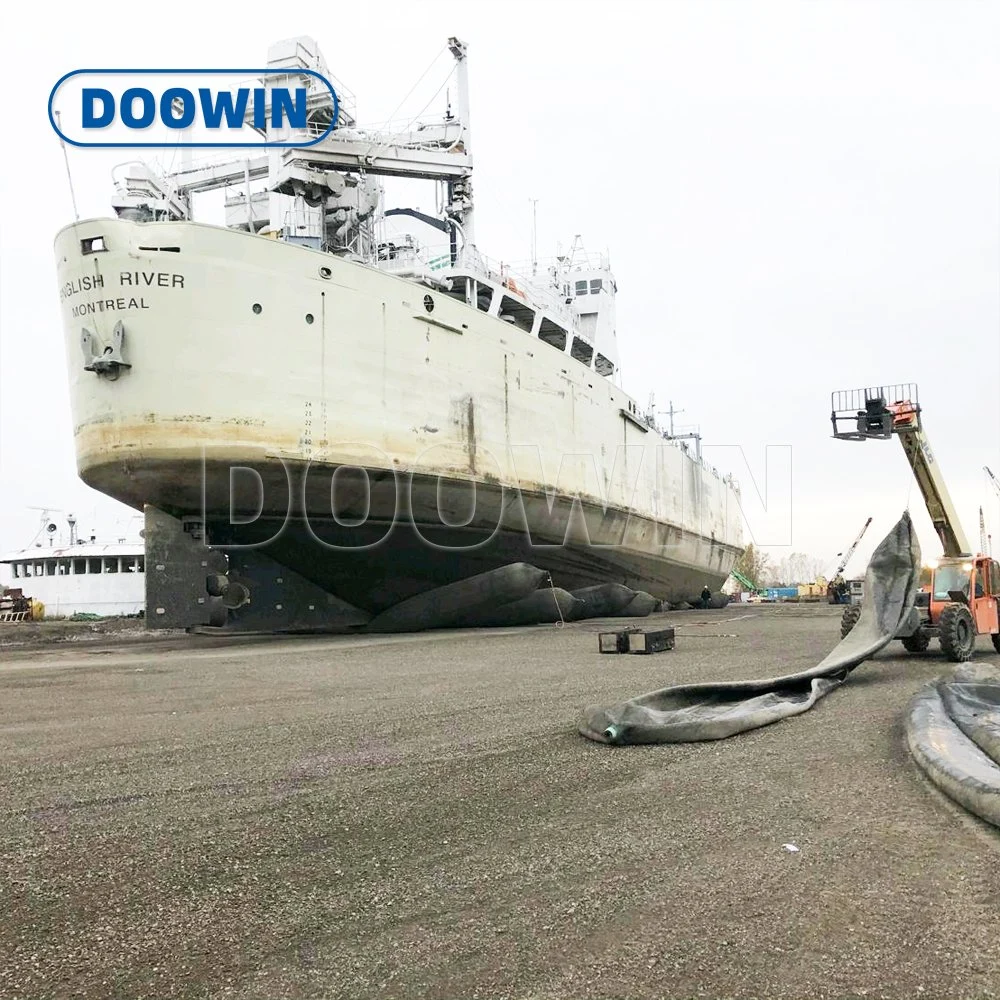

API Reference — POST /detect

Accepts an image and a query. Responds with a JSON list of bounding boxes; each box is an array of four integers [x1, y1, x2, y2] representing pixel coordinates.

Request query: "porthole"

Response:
[[305, 313, 314, 324], [252, 303, 262, 314], [423, 294, 434, 313], [319, 266, 332, 279]]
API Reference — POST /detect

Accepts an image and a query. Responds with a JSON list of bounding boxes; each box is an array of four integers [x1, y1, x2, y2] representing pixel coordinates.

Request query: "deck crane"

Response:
[[826, 517, 873, 604], [830, 384, 1000, 661]]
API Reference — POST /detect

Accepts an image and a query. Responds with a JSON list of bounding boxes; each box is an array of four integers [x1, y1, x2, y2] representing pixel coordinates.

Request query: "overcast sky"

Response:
[[1, 0, 998, 580]]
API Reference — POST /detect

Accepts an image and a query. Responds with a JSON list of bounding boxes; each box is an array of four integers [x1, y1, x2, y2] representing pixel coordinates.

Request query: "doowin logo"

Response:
[[49, 69, 339, 148]]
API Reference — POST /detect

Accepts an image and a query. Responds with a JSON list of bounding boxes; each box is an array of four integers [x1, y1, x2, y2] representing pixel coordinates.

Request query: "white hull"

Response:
[[56, 218, 743, 610]]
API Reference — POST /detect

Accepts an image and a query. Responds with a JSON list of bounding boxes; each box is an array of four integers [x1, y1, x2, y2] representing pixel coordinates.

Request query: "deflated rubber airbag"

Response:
[[579, 511, 921, 745], [906, 672, 1000, 828]]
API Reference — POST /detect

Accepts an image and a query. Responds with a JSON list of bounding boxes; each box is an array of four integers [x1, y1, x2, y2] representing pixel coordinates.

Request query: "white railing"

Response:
[[374, 240, 584, 337], [305, 118, 463, 152], [505, 251, 611, 275], [452, 247, 581, 331]]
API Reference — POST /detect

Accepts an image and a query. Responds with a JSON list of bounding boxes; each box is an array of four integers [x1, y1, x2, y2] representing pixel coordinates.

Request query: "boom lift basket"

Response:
[[830, 383, 921, 441]]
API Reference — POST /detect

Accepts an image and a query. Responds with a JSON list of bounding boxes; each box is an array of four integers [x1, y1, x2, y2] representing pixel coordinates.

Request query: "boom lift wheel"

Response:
[[900, 628, 930, 653], [840, 604, 861, 639], [939, 603, 976, 662]]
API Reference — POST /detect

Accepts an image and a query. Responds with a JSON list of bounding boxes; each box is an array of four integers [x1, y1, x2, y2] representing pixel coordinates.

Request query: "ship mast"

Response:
[[447, 36, 474, 245]]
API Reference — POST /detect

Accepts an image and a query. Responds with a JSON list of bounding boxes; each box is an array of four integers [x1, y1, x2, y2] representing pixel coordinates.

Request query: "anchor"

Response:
[[81, 321, 131, 379]]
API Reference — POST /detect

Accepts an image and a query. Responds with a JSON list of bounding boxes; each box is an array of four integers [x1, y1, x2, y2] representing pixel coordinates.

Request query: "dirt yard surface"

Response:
[[2, 606, 999, 999], [0, 617, 152, 650]]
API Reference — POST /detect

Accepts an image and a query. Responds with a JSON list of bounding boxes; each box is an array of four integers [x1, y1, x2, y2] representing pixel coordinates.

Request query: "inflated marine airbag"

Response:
[[365, 563, 547, 632]]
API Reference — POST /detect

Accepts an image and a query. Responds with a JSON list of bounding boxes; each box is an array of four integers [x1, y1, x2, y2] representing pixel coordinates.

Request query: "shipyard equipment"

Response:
[[827, 516, 872, 604], [984, 466, 1000, 555], [730, 568, 764, 596], [831, 384, 1000, 661]]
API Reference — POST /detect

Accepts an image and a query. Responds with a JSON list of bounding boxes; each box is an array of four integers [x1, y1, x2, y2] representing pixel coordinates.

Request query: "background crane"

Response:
[[827, 516, 872, 604]]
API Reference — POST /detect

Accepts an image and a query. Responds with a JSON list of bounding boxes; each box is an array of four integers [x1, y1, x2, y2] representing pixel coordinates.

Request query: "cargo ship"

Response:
[[54, 36, 744, 630]]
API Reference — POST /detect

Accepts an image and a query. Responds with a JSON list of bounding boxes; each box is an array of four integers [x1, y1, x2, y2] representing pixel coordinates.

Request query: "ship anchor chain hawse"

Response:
[[55, 36, 744, 633]]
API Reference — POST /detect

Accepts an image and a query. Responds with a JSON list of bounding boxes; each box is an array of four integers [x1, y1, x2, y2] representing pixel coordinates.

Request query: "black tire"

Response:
[[901, 628, 930, 653], [939, 603, 976, 662], [840, 604, 862, 639], [991, 633, 1000, 655]]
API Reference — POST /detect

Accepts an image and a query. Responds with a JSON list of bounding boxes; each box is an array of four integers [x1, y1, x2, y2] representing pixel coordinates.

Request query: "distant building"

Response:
[[0, 515, 144, 618]]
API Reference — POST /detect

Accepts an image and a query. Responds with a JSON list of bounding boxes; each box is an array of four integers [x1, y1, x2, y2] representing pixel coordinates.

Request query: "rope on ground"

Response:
[[546, 573, 566, 628]]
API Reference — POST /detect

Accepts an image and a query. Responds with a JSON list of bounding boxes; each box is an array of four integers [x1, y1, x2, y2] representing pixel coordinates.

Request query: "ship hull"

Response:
[[56, 218, 743, 613]]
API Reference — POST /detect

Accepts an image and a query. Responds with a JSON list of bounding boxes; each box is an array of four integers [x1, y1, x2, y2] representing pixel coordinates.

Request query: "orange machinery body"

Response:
[[927, 555, 1000, 637]]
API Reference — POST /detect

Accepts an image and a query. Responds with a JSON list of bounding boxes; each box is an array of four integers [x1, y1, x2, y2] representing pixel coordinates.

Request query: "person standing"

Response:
[[700, 585, 711, 609]]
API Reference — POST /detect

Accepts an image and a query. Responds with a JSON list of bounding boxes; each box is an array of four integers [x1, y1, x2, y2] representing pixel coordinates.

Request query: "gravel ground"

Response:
[[2, 605, 1000, 1000]]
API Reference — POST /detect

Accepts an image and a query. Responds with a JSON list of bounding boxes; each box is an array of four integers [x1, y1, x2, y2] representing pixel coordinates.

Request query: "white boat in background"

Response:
[[0, 514, 144, 618], [53, 36, 744, 631]]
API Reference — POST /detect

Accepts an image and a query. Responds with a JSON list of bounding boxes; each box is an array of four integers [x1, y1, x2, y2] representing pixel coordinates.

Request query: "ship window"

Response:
[[537, 317, 568, 352], [590, 279, 602, 294], [575, 280, 588, 296], [44, 561, 55, 576], [595, 353, 615, 376], [499, 295, 535, 334], [570, 337, 594, 366], [73, 559, 86, 575], [81, 236, 106, 254], [11, 563, 19, 578], [34, 562, 44, 577], [444, 277, 469, 304], [89, 558, 102, 574], [477, 283, 494, 312], [104, 557, 119, 574], [126, 557, 142, 573], [58, 559, 71, 575], [137, 556, 145, 574], [19, 563, 29, 577]]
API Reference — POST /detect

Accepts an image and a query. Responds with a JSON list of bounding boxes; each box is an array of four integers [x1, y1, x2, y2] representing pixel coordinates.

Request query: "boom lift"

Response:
[[827, 516, 873, 604], [830, 384, 1000, 661]]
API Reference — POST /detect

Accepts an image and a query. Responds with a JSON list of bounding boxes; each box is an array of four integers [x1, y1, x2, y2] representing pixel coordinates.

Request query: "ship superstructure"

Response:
[[0, 514, 144, 618], [55, 36, 744, 631]]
